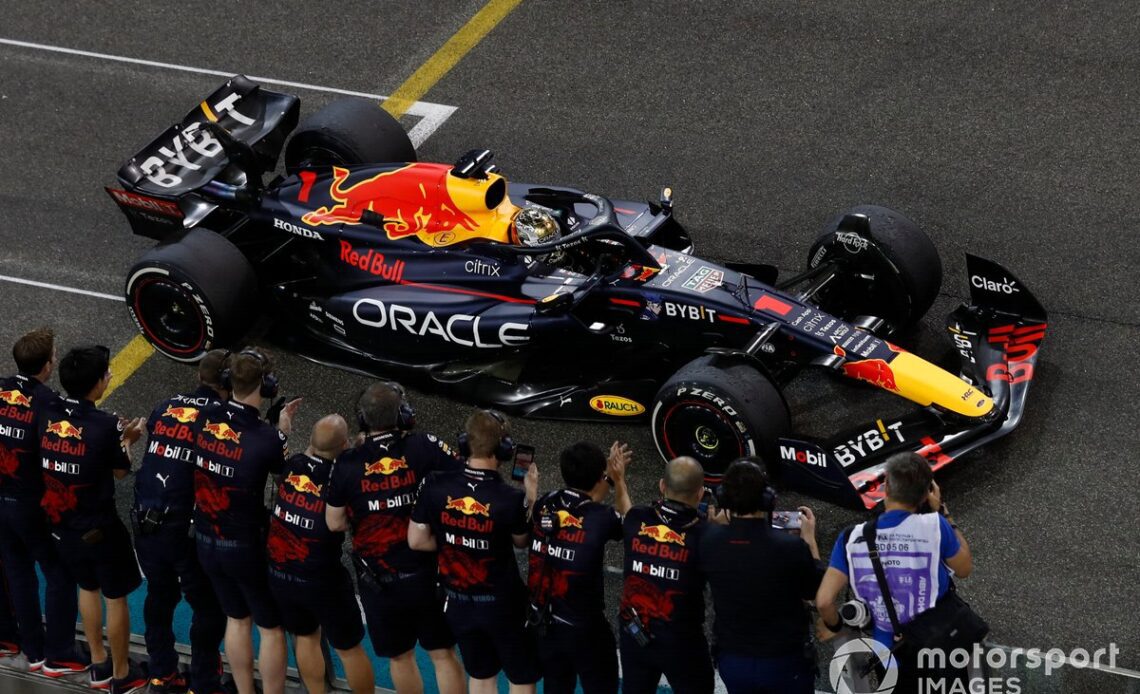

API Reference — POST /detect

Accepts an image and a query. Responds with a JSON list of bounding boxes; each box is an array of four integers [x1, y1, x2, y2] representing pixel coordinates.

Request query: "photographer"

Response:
[[698, 459, 823, 694], [816, 452, 974, 692], [618, 456, 713, 694], [132, 349, 228, 694], [527, 440, 632, 694]]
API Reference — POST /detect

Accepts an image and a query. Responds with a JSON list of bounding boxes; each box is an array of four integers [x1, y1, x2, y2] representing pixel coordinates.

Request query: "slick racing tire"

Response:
[[284, 98, 416, 172], [807, 205, 942, 332], [651, 356, 790, 477], [125, 229, 257, 363]]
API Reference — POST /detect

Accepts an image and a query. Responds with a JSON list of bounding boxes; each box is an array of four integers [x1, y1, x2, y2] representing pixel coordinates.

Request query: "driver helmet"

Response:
[[514, 207, 561, 246]]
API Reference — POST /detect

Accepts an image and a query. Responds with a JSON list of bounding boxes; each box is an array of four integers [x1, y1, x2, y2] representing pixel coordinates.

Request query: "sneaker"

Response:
[[148, 672, 189, 694], [42, 657, 91, 678], [89, 659, 113, 689], [0, 641, 19, 658], [111, 665, 149, 694], [28, 658, 46, 673]]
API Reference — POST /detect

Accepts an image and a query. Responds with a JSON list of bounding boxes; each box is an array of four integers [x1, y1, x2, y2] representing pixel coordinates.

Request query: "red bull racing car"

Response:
[[108, 77, 1048, 509]]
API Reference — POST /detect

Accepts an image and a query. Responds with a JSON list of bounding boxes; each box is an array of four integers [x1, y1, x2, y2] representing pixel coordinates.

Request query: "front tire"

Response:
[[284, 98, 416, 171], [125, 229, 257, 362], [651, 357, 790, 477], [807, 205, 942, 332]]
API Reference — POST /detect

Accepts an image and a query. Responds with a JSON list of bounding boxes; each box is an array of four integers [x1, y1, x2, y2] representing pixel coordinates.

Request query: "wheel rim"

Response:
[[132, 277, 207, 356], [660, 400, 745, 475], [297, 146, 351, 168]]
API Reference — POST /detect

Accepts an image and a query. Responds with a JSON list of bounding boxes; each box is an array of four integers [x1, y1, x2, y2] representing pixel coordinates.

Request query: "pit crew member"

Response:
[[192, 348, 299, 694], [618, 456, 713, 694], [131, 349, 229, 694], [527, 440, 632, 694], [325, 382, 464, 694], [408, 410, 540, 694], [40, 346, 147, 693]]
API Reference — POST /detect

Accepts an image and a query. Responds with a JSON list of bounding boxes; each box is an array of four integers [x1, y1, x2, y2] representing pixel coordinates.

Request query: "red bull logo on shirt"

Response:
[[163, 406, 199, 423], [45, 420, 83, 440], [555, 510, 585, 529], [364, 457, 409, 476], [445, 496, 491, 517], [638, 523, 686, 546], [0, 390, 32, 408], [285, 473, 322, 495], [202, 421, 242, 444]]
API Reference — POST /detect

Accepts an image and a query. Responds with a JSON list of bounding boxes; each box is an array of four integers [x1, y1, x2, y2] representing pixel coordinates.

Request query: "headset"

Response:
[[718, 458, 777, 515], [220, 348, 279, 399], [457, 409, 516, 462], [209, 349, 232, 389], [356, 381, 416, 433]]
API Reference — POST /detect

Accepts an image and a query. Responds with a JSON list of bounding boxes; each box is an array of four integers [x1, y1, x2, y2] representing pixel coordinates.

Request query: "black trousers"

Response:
[[619, 628, 714, 694], [0, 498, 76, 661], [135, 521, 225, 692], [539, 617, 618, 694]]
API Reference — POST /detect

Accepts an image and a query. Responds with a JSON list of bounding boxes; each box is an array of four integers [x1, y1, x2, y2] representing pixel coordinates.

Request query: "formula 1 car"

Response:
[[108, 76, 1047, 509]]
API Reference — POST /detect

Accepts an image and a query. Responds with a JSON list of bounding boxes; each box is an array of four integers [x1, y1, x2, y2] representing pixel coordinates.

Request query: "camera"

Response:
[[839, 599, 872, 629]]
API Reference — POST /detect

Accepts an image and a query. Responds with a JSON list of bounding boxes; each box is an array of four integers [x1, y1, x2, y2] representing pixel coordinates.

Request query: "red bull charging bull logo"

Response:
[[301, 164, 479, 241], [45, 420, 83, 440], [555, 510, 585, 529], [203, 421, 242, 444], [638, 523, 686, 546], [841, 358, 900, 392], [285, 473, 322, 494], [163, 406, 199, 423], [0, 390, 32, 407], [445, 495, 491, 517], [364, 457, 409, 476]]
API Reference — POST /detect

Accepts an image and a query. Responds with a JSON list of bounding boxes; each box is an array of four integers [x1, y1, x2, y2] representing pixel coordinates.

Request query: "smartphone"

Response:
[[771, 510, 802, 530], [511, 444, 536, 481], [698, 486, 715, 515]]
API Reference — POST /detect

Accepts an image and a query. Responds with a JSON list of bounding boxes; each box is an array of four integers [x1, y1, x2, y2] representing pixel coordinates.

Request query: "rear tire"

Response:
[[284, 98, 416, 171], [125, 229, 257, 362], [807, 205, 942, 332], [651, 356, 790, 477]]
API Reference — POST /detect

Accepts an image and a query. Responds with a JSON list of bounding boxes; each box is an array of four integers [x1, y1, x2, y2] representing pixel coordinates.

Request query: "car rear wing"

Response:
[[106, 75, 299, 239], [775, 254, 1048, 509]]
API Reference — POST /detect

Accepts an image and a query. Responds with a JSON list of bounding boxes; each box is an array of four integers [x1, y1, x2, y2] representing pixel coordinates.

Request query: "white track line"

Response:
[[0, 37, 457, 146], [0, 274, 122, 302]]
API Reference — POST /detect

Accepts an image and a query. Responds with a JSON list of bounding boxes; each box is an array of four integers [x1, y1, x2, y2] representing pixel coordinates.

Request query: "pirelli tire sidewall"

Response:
[[651, 357, 790, 477], [125, 229, 257, 363]]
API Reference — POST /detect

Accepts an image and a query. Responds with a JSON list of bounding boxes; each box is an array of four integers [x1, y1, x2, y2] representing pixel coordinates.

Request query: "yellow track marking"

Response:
[[382, 0, 525, 118], [98, 335, 155, 405], [107, 1, 520, 396]]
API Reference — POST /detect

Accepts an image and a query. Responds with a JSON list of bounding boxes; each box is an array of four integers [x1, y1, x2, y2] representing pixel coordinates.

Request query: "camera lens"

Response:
[[839, 600, 871, 628]]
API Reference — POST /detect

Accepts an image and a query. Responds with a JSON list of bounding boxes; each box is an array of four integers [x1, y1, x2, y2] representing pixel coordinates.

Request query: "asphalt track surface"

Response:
[[0, 2, 1137, 692]]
